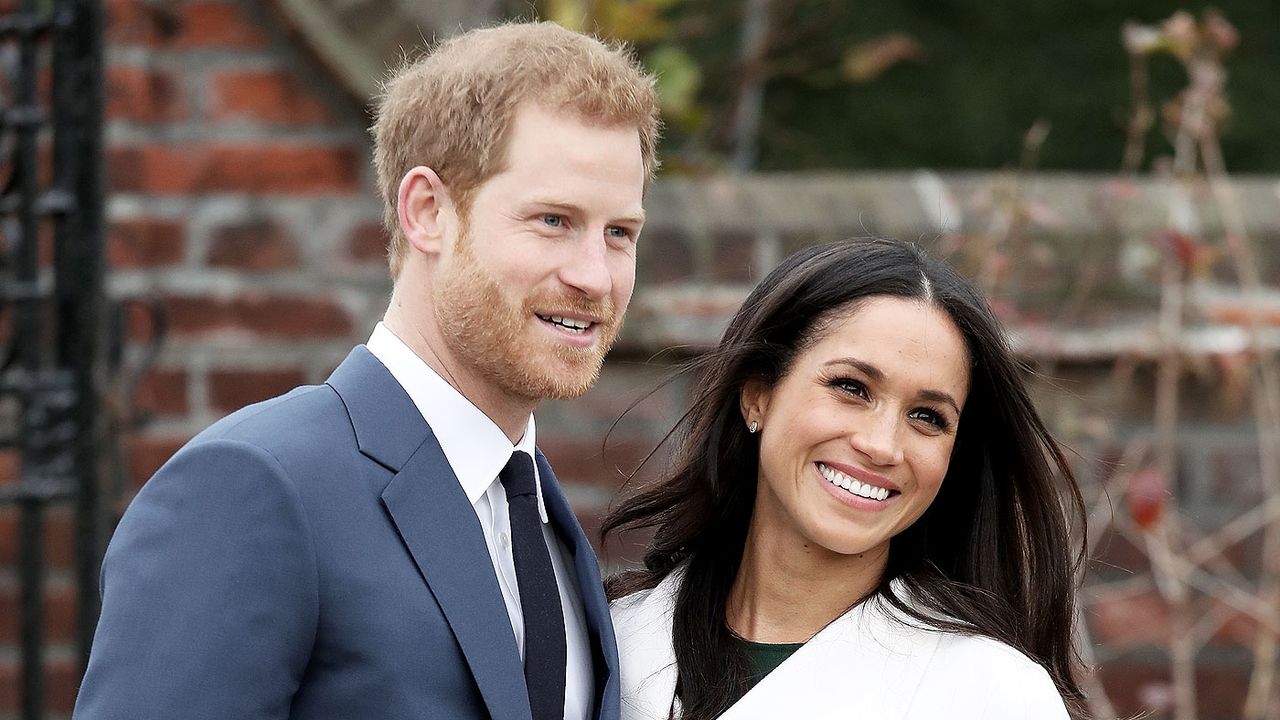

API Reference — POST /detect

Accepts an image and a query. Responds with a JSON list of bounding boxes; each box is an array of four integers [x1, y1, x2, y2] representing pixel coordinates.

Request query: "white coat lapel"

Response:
[[614, 573, 944, 720], [720, 593, 941, 719], [611, 572, 682, 720]]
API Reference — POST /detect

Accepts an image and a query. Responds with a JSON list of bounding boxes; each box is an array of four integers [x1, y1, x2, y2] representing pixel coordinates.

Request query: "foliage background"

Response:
[[544, 0, 1280, 173]]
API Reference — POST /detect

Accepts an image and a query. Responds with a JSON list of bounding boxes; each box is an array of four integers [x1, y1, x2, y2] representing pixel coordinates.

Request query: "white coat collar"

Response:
[[610, 570, 940, 720]]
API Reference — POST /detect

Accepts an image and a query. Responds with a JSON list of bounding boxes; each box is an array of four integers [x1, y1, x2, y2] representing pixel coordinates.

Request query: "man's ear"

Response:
[[397, 166, 453, 255], [740, 378, 772, 430]]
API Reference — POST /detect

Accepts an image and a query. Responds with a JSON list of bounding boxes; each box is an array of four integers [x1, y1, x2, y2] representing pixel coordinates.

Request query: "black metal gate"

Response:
[[0, 0, 105, 717]]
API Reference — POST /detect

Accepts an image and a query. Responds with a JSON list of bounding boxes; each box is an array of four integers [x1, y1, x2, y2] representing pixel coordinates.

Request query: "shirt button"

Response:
[[500, 532, 510, 548]]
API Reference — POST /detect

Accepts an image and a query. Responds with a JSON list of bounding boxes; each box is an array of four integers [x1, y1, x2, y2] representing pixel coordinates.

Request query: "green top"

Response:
[[733, 636, 805, 691]]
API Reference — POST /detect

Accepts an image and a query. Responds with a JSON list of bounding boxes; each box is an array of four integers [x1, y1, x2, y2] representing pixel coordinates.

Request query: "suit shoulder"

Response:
[[187, 383, 356, 459], [201, 383, 343, 440]]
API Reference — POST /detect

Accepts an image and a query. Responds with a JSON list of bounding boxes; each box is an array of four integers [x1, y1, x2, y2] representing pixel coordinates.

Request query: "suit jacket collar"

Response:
[[327, 347, 620, 720], [329, 347, 530, 719], [326, 345, 426, 472]]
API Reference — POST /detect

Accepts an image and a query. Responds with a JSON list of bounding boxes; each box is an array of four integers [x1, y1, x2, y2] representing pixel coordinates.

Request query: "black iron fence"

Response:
[[0, 0, 104, 717]]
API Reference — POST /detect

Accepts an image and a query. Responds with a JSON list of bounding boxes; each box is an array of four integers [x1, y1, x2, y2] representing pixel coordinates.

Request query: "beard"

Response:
[[433, 230, 622, 402]]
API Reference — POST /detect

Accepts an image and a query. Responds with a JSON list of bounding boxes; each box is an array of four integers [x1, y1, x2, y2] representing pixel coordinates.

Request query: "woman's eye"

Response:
[[908, 408, 948, 431], [833, 378, 869, 399]]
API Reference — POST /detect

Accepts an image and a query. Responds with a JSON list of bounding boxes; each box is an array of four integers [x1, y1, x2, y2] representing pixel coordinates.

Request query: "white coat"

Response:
[[610, 569, 1070, 720]]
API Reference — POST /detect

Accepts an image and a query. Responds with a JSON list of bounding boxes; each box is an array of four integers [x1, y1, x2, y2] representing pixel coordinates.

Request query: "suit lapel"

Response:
[[328, 347, 529, 720], [535, 451, 620, 720], [382, 442, 529, 720]]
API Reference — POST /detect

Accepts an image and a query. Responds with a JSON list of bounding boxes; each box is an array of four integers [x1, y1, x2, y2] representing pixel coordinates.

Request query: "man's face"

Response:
[[433, 102, 646, 403]]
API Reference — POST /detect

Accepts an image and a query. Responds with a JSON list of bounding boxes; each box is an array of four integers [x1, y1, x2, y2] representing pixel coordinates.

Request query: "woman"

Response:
[[604, 238, 1090, 719]]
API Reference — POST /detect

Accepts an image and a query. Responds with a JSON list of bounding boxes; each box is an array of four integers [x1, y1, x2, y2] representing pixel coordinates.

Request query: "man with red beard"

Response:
[[74, 22, 659, 720]]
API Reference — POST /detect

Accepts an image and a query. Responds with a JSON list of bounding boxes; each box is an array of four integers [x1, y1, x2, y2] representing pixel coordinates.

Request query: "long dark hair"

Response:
[[602, 238, 1090, 719]]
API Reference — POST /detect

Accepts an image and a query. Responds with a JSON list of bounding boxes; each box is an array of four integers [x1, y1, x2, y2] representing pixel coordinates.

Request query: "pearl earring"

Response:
[[748, 420, 759, 434]]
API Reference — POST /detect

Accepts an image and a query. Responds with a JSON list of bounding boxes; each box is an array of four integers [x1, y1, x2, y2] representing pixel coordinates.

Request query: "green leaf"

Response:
[[648, 44, 703, 124], [541, 0, 589, 31]]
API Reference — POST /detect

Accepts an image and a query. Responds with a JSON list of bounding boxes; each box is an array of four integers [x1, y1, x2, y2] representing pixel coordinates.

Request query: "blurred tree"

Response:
[[535, 0, 1280, 173]]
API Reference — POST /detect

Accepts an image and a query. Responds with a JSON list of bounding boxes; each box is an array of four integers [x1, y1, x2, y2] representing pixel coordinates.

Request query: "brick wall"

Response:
[[1, 1, 1277, 717]]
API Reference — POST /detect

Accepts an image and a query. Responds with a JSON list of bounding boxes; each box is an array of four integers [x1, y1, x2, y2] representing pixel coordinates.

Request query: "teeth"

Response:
[[541, 315, 592, 333], [818, 463, 891, 502]]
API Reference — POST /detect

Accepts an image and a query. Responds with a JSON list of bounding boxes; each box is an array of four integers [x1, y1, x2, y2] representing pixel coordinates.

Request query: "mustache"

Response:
[[525, 292, 618, 325]]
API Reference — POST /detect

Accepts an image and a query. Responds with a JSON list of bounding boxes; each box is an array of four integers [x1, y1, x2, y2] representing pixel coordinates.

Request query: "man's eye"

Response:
[[606, 226, 632, 239], [542, 214, 563, 227]]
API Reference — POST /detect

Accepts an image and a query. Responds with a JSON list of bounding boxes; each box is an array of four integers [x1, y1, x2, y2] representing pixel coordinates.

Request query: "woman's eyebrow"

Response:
[[823, 357, 960, 413]]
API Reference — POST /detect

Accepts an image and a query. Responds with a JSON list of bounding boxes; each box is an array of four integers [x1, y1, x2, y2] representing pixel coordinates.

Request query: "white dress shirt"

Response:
[[367, 323, 593, 720]]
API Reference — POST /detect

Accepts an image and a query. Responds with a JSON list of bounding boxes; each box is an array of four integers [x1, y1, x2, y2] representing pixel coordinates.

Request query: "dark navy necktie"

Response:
[[500, 451, 567, 720]]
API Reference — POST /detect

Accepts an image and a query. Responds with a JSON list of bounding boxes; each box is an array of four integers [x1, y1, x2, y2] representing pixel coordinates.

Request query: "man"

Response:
[[74, 22, 659, 720]]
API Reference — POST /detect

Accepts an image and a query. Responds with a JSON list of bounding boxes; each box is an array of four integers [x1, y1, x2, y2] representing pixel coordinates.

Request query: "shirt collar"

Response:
[[366, 322, 547, 521]]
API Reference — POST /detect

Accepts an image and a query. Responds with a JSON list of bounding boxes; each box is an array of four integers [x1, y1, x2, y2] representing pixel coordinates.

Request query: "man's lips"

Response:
[[535, 313, 598, 333]]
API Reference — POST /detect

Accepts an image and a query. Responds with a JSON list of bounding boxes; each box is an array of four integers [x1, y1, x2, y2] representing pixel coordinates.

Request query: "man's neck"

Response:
[[382, 307, 534, 443]]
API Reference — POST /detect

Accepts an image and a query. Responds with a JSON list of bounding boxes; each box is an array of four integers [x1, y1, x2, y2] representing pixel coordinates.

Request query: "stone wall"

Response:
[[0, 1, 1277, 717]]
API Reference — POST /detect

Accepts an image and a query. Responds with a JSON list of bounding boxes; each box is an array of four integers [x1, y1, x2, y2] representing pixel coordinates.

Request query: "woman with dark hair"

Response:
[[603, 238, 1090, 719]]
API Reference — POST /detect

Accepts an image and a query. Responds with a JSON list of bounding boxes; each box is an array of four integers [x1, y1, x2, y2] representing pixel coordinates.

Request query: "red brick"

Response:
[[45, 654, 80, 714], [0, 657, 15, 714], [176, 1, 269, 49], [106, 145, 199, 195], [209, 69, 333, 125], [106, 0, 183, 48], [0, 582, 77, 646], [133, 368, 189, 418], [232, 294, 353, 338], [152, 295, 234, 337], [127, 433, 189, 489], [0, 655, 77, 715], [205, 145, 360, 194], [1087, 588, 1169, 649], [155, 294, 351, 339], [0, 449, 19, 483], [0, 584, 13, 645], [208, 220, 300, 271], [123, 295, 169, 344], [43, 507, 75, 571], [577, 502, 651, 568], [208, 369, 306, 413], [1090, 527, 1151, 579], [0, 507, 75, 570], [35, 221, 56, 270], [0, 656, 76, 715], [0, 507, 13, 565], [108, 218, 185, 268], [1096, 662, 1250, 720], [105, 65, 186, 123], [347, 221, 389, 263], [539, 437, 655, 490], [108, 144, 361, 195]]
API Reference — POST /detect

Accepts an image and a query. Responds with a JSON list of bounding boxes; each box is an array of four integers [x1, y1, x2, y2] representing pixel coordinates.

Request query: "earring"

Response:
[[748, 420, 759, 434]]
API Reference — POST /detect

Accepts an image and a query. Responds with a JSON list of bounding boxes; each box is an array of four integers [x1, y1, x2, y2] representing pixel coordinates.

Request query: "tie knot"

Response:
[[500, 451, 538, 499]]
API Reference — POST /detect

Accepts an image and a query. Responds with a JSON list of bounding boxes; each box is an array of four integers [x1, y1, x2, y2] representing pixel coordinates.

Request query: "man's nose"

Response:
[[558, 231, 612, 301]]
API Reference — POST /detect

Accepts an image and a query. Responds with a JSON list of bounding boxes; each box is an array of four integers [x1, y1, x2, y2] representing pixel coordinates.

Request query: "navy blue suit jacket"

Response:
[[74, 347, 621, 720]]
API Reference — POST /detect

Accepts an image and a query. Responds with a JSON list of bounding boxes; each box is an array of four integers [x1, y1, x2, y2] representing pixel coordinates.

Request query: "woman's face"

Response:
[[741, 295, 971, 562]]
